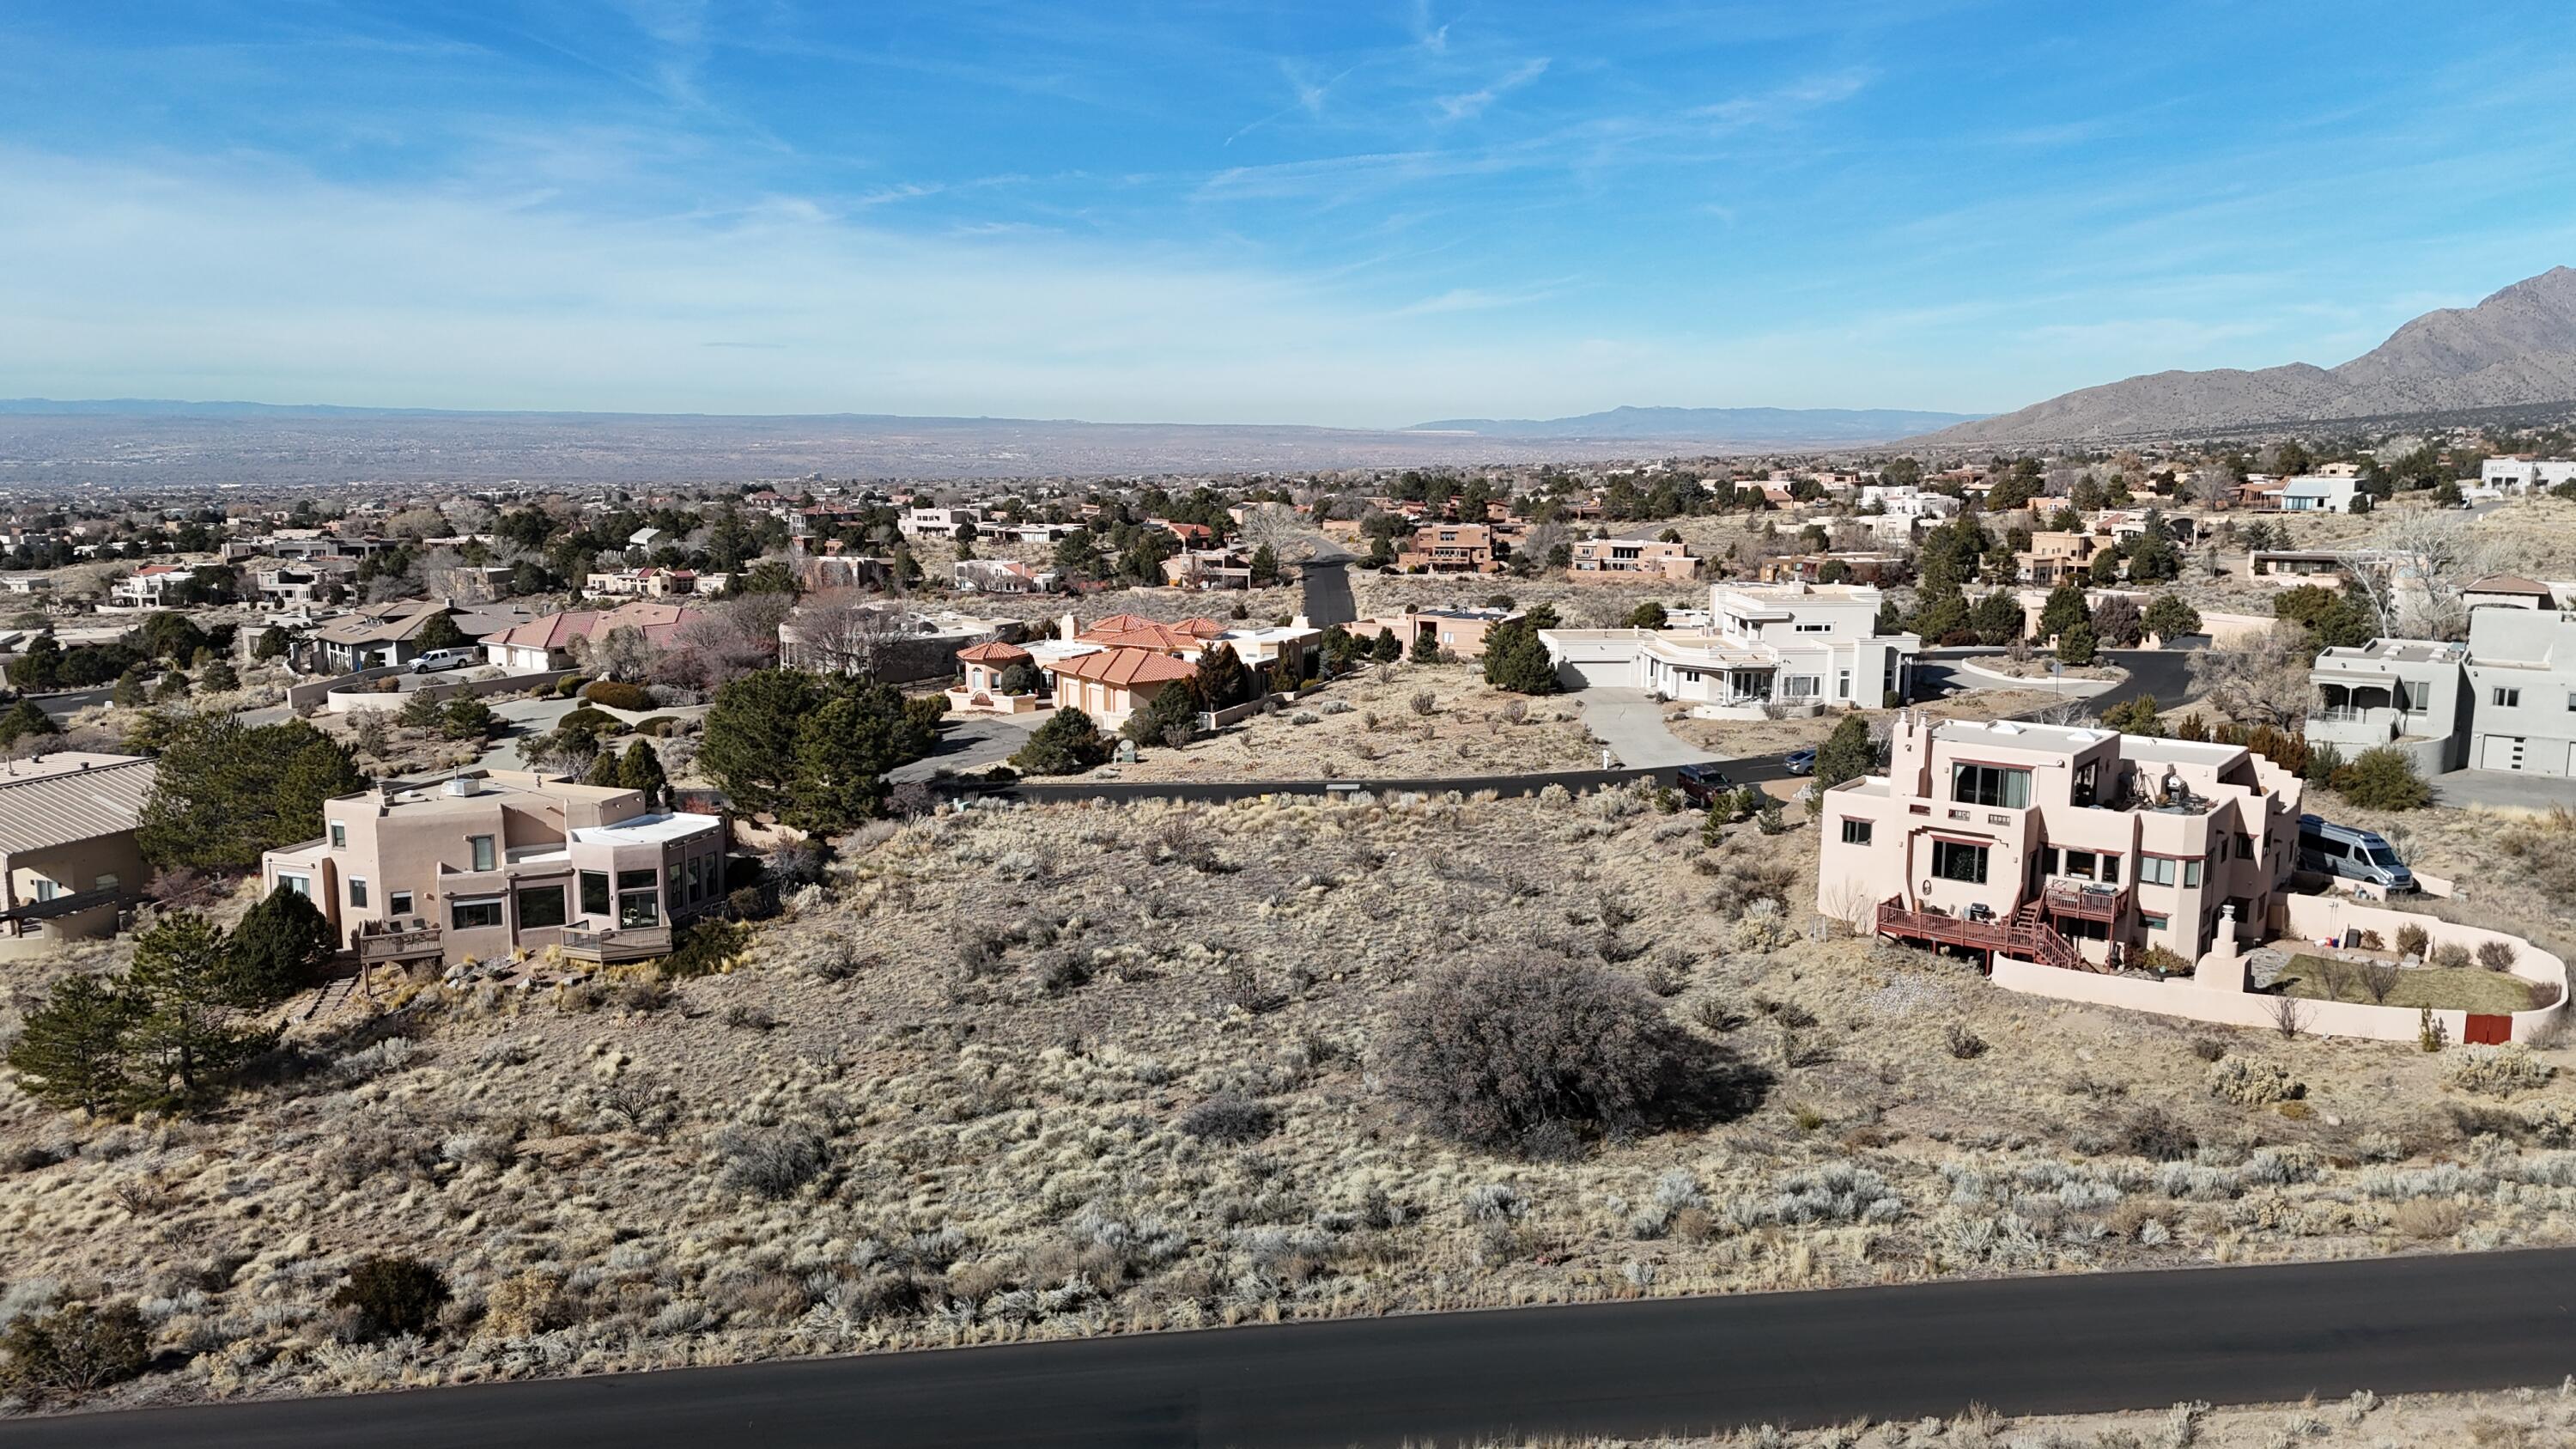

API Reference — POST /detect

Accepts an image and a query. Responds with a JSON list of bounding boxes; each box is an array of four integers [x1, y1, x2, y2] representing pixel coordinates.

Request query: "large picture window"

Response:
[[1950, 763, 2032, 808], [515, 885, 568, 929], [1929, 839, 1990, 884], [580, 870, 611, 917], [617, 868, 660, 928], [451, 898, 503, 930]]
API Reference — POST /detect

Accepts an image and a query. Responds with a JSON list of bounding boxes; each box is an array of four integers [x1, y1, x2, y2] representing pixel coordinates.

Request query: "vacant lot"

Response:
[[7, 784, 2576, 1413], [1665, 685, 2081, 761]]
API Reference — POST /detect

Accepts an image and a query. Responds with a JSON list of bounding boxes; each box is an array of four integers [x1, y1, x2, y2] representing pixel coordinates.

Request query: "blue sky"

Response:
[[5, 1, 2576, 426]]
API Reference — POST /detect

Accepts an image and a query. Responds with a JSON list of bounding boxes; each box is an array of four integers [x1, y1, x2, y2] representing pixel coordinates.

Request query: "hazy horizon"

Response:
[[6, 3, 2575, 425]]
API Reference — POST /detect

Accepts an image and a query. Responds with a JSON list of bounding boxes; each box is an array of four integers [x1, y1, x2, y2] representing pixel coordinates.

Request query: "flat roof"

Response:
[[570, 812, 721, 846]]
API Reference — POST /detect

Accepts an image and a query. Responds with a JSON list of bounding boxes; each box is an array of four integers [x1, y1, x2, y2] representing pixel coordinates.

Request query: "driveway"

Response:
[[2433, 768, 2576, 811], [1571, 688, 1714, 769], [890, 709, 1048, 782]]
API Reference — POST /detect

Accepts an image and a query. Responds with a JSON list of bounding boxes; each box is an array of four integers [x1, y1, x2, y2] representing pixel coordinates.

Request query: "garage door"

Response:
[[1559, 657, 1634, 690], [2482, 735, 2528, 771]]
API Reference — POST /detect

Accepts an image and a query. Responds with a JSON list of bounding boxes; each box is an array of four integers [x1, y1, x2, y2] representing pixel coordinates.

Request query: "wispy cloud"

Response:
[[1691, 68, 1871, 128], [1436, 58, 1550, 123]]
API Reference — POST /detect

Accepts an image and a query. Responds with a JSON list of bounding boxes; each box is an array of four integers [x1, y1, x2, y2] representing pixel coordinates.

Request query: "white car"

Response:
[[410, 648, 477, 674]]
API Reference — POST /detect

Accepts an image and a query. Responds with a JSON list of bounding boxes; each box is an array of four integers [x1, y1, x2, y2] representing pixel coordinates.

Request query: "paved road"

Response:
[[890, 711, 1047, 783], [23, 1248, 2576, 1448], [2433, 768, 2576, 811], [1295, 558, 1357, 627]]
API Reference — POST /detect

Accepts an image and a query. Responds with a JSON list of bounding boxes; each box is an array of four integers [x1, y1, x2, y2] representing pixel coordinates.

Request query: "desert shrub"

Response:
[[2206, 1057, 2301, 1105], [659, 919, 750, 978], [331, 1255, 452, 1341], [2397, 922, 2431, 959], [0, 1301, 149, 1400], [2331, 746, 2430, 811], [2119, 1105, 2200, 1160], [1012, 708, 1114, 776], [2432, 941, 2474, 971], [1943, 1024, 1987, 1060], [1727, 1163, 1904, 1228], [2132, 944, 2190, 977], [581, 679, 653, 711], [1377, 953, 1745, 1154], [1177, 1093, 1277, 1145], [2190, 1038, 2227, 1062], [482, 1270, 575, 1338], [714, 1123, 829, 1199], [2477, 940, 2520, 972], [2442, 1044, 2552, 1099]]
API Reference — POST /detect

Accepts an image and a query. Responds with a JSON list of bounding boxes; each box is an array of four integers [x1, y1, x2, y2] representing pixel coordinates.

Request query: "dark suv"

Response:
[[1675, 763, 1735, 807]]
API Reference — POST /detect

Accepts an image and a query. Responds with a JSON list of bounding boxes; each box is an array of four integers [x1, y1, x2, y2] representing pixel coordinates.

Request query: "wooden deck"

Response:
[[1875, 897, 2087, 971]]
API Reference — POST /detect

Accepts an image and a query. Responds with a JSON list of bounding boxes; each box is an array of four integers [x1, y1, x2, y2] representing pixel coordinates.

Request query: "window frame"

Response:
[[580, 870, 611, 917], [1929, 838, 1990, 884], [450, 897, 504, 931], [514, 884, 568, 930], [348, 876, 368, 909], [468, 835, 496, 874], [389, 890, 414, 917], [1839, 819, 1873, 845]]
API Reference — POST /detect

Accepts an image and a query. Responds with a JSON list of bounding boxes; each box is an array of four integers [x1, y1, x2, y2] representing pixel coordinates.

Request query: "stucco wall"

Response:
[[1990, 894, 2568, 1044]]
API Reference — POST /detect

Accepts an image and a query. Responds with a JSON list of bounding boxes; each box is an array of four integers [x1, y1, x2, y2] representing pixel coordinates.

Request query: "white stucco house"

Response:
[[2482, 459, 2576, 493], [1540, 581, 1919, 715]]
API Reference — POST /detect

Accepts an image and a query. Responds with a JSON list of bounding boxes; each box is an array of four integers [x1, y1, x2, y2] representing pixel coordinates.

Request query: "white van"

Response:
[[2296, 814, 2415, 893]]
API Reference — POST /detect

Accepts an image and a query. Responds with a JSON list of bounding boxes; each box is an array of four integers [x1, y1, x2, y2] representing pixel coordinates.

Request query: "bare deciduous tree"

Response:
[[2188, 622, 2316, 729], [2268, 993, 2312, 1041], [784, 592, 919, 680], [2341, 511, 2491, 641]]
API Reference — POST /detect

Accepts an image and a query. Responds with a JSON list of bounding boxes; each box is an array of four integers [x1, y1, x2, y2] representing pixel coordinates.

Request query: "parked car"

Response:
[[1674, 763, 1735, 807], [410, 648, 477, 674], [1783, 747, 1816, 776], [2297, 813, 2416, 893]]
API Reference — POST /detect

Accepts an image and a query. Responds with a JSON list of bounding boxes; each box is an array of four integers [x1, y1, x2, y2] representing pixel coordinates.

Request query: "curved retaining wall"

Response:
[[1990, 894, 2569, 1044]]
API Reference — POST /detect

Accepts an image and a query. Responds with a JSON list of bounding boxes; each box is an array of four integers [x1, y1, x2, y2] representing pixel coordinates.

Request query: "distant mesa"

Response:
[[1915, 265, 2576, 447], [1406, 405, 1984, 445]]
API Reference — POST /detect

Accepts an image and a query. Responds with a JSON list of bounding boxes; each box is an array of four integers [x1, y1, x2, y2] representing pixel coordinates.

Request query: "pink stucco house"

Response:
[[1815, 713, 2304, 973]]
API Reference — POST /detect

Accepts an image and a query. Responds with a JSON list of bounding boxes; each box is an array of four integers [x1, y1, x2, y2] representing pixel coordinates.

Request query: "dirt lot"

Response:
[[1665, 686, 2085, 760], [1073, 661, 1596, 782], [9, 786, 2576, 1412]]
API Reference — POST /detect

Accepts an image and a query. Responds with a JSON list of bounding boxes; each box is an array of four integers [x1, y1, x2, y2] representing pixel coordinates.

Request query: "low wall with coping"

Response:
[[325, 668, 579, 714], [1990, 894, 2568, 1044]]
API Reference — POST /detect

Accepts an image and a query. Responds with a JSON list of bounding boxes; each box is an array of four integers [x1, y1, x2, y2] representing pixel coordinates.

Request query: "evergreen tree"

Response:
[[1409, 629, 1443, 664], [111, 667, 149, 710], [122, 914, 277, 1115], [226, 889, 336, 1006], [1370, 630, 1402, 663], [1249, 544, 1279, 587], [4, 975, 139, 1115], [1196, 642, 1254, 709], [1480, 618, 1563, 695], [1969, 591, 2025, 646], [0, 697, 59, 746], [138, 715, 368, 868], [1011, 707, 1114, 776], [1625, 601, 1668, 630], [696, 668, 827, 815], [2057, 619, 2100, 667], [787, 695, 902, 831], [2038, 580, 2093, 640], [1813, 713, 1878, 791], [412, 612, 469, 653], [439, 697, 494, 740], [200, 659, 239, 692], [2142, 594, 2202, 642], [585, 749, 625, 787], [618, 738, 669, 807]]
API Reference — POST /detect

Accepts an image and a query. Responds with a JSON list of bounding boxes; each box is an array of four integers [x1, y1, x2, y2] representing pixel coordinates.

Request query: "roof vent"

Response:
[[445, 775, 482, 797], [1989, 721, 2022, 735]]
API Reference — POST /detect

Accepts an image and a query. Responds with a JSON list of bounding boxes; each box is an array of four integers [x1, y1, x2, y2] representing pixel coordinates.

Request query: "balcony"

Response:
[[355, 919, 445, 966], [561, 925, 674, 964], [1874, 898, 2087, 971], [2043, 880, 2129, 921]]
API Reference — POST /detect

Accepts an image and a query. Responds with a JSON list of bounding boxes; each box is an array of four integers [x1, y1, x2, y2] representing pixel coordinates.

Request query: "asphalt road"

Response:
[[22, 1248, 2576, 1448]]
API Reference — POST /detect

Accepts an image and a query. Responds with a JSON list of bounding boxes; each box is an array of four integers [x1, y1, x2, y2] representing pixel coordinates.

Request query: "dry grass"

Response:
[[1665, 686, 2081, 760], [2275, 957, 2535, 1014], [8, 788, 2576, 1414], [1086, 661, 1595, 782]]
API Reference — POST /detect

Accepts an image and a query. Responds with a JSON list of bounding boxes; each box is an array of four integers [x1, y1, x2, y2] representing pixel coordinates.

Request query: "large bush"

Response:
[[581, 679, 653, 711], [2333, 745, 2431, 811], [1479, 618, 1562, 696], [1378, 955, 1744, 1154], [137, 713, 368, 869], [0, 1301, 149, 1400], [1012, 708, 1114, 776], [331, 1255, 453, 1340]]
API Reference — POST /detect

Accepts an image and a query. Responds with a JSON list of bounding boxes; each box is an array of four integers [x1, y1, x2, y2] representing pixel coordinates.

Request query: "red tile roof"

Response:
[[1053, 647, 1199, 687], [957, 640, 1032, 665]]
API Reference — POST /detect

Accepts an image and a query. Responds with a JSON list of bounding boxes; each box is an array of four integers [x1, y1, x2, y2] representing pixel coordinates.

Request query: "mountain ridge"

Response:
[[1916, 266, 2576, 446], [1407, 404, 1981, 442]]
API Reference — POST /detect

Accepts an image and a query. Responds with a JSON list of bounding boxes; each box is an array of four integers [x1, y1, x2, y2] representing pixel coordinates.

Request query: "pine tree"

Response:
[[618, 738, 669, 807], [1813, 714, 1878, 791], [5, 975, 139, 1116], [1479, 618, 1563, 695], [787, 695, 902, 831], [122, 914, 277, 1115], [1196, 642, 1253, 710], [226, 889, 336, 1006], [1370, 630, 1402, 663], [585, 749, 625, 788]]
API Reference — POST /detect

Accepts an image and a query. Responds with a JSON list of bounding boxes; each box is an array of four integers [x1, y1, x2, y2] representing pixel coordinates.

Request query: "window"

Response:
[[2071, 759, 2099, 807], [1840, 819, 1873, 845], [1950, 764, 2032, 808], [330, 821, 346, 849], [1929, 839, 1989, 884], [2063, 849, 2098, 880], [2233, 832, 2253, 859], [33, 879, 55, 903], [2101, 853, 2120, 885], [2183, 860, 2203, 888], [617, 868, 660, 928], [349, 877, 368, 908], [451, 898, 503, 930], [469, 835, 495, 873], [515, 885, 568, 929], [2139, 857, 2177, 886], [279, 874, 310, 898], [580, 871, 611, 917], [1795, 622, 1832, 633], [2495, 687, 2522, 708], [389, 891, 413, 916], [94, 874, 118, 892], [2141, 913, 2171, 933]]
